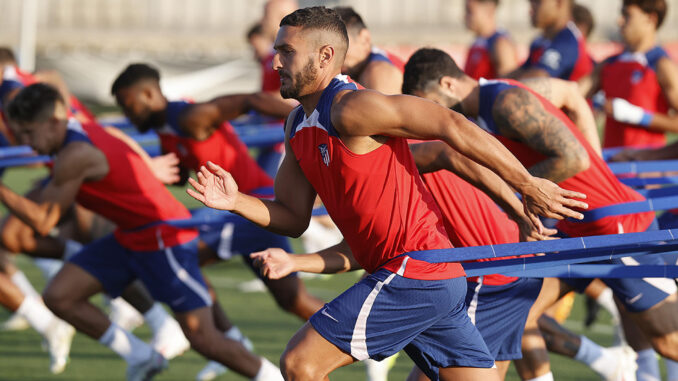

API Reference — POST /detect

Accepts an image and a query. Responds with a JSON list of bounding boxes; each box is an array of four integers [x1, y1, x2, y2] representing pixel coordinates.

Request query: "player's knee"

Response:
[[280, 347, 320, 381], [652, 334, 678, 361], [0, 225, 23, 253], [42, 284, 72, 316]]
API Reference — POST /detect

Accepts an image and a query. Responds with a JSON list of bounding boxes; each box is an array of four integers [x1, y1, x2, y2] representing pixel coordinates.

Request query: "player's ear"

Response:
[[439, 76, 456, 92], [319, 44, 335, 69], [358, 28, 370, 46]]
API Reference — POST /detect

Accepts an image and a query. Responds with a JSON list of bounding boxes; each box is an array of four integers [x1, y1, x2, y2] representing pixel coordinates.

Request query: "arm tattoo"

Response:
[[520, 78, 554, 104], [492, 88, 587, 183]]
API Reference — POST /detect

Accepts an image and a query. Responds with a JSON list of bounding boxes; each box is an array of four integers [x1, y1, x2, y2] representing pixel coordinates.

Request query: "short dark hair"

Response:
[[333, 6, 367, 34], [573, 3, 594, 38], [279, 6, 349, 47], [472, 0, 499, 4], [111, 63, 160, 96], [0, 47, 16, 66], [623, 0, 667, 28], [6, 83, 64, 123], [402, 48, 464, 95], [247, 22, 264, 40]]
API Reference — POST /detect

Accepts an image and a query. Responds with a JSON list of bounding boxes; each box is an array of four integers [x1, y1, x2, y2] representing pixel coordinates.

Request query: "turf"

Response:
[[0, 166, 644, 380]]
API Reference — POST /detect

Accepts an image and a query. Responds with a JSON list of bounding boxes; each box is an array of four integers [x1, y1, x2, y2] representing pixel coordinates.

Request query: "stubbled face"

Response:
[[619, 5, 654, 47], [114, 83, 166, 133], [273, 26, 320, 99], [11, 115, 62, 155], [529, 0, 559, 28], [465, 0, 494, 33]]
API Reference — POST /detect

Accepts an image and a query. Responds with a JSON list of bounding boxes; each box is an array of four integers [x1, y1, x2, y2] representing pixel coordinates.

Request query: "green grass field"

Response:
[[0, 166, 644, 381]]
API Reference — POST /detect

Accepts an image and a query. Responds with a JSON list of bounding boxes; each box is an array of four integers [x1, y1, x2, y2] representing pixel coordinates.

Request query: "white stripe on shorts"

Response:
[[621, 256, 678, 295], [350, 272, 397, 360], [165, 246, 213, 307], [466, 276, 484, 325]]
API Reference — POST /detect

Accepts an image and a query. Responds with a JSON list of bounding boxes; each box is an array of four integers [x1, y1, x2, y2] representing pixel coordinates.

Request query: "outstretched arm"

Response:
[[609, 140, 678, 162], [187, 109, 317, 237], [521, 77, 602, 157], [180, 92, 295, 140], [410, 141, 558, 240], [250, 239, 360, 279], [0, 142, 108, 236], [331, 90, 587, 222]]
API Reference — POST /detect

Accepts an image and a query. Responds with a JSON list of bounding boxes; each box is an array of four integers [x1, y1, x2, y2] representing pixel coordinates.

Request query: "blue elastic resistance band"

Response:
[[494, 264, 678, 278], [608, 160, 678, 175]]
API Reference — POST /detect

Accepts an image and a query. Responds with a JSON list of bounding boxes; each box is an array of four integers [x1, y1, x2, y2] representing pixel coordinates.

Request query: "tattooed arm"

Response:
[[492, 87, 590, 183], [520, 78, 602, 157]]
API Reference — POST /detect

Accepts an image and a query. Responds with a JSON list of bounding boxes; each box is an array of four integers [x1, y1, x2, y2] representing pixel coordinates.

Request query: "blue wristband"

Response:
[[640, 112, 654, 127]]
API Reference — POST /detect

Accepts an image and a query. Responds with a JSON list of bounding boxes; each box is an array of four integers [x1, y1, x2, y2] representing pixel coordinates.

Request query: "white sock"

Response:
[[225, 326, 254, 350], [665, 358, 678, 381], [365, 358, 389, 381], [143, 303, 168, 335], [252, 357, 283, 381], [33, 258, 63, 281], [526, 372, 554, 381], [63, 239, 83, 261], [595, 288, 620, 321], [636, 349, 660, 381], [11, 271, 39, 298], [575, 335, 604, 365], [99, 322, 153, 366], [16, 295, 56, 335]]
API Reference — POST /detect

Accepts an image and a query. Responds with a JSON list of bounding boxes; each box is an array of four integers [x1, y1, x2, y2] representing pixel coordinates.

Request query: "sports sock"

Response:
[[575, 336, 624, 379], [11, 270, 39, 298], [225, 326, 254, 350], [33, 258, 63, 281], [525, 372, 554, 381], [595, 288, 620, 321], [636, 349, 660, 381], [99, 322, 153, 366], [143, 303, 168, 334], [16, 295, 55, 334], [252, 357, 283, 381], [665, 358, 678, 381]]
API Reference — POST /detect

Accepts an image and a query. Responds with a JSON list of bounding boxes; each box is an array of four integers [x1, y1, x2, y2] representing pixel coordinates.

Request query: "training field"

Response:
[[0, 166, 623, 380]]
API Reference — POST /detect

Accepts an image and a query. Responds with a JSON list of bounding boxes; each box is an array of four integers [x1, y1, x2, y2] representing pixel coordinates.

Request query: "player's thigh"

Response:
[[282, 321, 355, 376], [438, 366, 500, 381], [525, 277, 572, 325], [631, 292, 678, 340]]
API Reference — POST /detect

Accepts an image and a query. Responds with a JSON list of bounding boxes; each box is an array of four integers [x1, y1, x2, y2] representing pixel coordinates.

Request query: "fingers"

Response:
[[188, 177, 205, 193], [558, 189, 587, 201], [207, 161, 229, 178], [197, 171, 208, 187], [559, 197, 588, 210], [186, 188, 206, 203]]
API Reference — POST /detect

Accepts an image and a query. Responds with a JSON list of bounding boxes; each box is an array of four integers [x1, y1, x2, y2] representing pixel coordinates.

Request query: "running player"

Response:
[[403, 47, 678, 380], [3, 83, 283, 381], [333, 6, 405, 94], [579, 0, 678, 149], [464, 0, 518, 80], [511, 0, 592, 81], [187, 7, 587, 380]]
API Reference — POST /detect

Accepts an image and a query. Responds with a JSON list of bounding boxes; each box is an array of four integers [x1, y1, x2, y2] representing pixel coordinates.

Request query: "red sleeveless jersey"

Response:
[[600, 47, 670, 148], [464, 30, 511, 80], [261, 51, 281, 93], [476, 79, 654, 237], [289, 76, 462, 280], [420, 168, 520, 285], [157, 101, 273, 195], [63, 120, 197, 251]]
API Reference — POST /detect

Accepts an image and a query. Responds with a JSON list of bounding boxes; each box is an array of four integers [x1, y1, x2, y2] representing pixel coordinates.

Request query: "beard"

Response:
[[280, 58, 318, 99], [136, 109, 166, 133]]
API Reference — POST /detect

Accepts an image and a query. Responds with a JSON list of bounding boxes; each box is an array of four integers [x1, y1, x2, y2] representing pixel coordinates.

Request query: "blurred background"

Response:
[[1, 0, 678, 105]]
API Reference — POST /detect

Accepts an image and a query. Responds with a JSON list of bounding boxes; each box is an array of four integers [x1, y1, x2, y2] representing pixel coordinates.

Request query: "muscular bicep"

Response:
[[179, 103, 220, 140]]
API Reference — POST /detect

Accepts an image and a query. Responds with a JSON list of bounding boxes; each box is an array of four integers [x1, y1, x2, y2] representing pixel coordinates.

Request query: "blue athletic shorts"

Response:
[[310, 269, 495, 380], [562, 219, 677, 312], [69, 234, 211, 313], [465, 277, 542, 361]]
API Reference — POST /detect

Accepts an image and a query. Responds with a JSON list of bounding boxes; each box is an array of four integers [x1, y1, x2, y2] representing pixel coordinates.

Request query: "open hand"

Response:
[[250, 248, 295, 279], [187, 161, 239, 211], [522, 177, 588, 226], [150, 153, 181, 184]]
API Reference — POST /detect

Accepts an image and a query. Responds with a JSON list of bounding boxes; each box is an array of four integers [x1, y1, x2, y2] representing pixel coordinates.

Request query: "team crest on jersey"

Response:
[[318, 143, 330, 166], [631, 70, 643, 84]]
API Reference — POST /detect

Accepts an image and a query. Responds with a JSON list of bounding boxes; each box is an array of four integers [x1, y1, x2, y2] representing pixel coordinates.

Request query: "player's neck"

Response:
[[542, 17, 569, 39], [298, 72, 340, 117], [459, 81, 480, 118], [626, 33, 656, 53], [475, 19, 496, 38]]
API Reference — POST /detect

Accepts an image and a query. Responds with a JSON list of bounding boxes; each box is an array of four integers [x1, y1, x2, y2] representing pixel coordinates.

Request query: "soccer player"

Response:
[[579, 0, 678, 149], [464, 0, 518, 80], [333, 6, 405, 94], [511, 0, 592, 81], [3, 83, 283, 381], [187, 7, 587, 381], [402, 47, 678, 380]]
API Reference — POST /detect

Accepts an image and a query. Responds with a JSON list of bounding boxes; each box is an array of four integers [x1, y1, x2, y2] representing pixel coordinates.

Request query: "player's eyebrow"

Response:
[[274, 43, 293, 52]]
